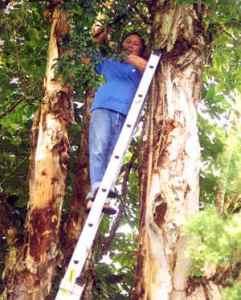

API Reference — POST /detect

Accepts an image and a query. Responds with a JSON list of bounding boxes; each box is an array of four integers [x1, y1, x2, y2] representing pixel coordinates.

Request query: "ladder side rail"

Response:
[[55, 52, 161, 300]]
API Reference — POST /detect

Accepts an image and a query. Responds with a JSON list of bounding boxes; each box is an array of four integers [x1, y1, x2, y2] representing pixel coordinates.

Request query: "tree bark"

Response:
[[2, 8, 73, 300], [132, 2, 212, 299], [186, 279, 221, 300]]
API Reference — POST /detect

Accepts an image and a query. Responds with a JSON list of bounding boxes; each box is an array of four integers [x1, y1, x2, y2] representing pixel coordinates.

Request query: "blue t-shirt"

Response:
[[92, 58, 142, 115]]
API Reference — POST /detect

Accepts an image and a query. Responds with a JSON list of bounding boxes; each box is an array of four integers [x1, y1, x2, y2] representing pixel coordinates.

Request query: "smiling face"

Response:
[[121, 34, 144, 56]]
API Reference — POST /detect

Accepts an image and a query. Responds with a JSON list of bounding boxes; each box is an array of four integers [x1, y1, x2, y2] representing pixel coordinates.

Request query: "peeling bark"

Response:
[[132, 2, 217, 300], [2, 9, 73, 300]]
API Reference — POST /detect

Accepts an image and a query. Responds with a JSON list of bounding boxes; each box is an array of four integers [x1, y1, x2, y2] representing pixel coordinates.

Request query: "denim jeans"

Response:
[[89, 108, 126, 194]]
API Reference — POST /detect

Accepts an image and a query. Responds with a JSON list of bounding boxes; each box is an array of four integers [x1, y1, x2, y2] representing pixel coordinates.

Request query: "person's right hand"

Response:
[[91, 25, 108, 44]]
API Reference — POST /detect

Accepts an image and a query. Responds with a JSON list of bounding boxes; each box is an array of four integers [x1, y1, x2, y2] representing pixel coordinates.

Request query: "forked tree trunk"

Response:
[[2, 9, 73, 300], [132, 3, 219, 299]]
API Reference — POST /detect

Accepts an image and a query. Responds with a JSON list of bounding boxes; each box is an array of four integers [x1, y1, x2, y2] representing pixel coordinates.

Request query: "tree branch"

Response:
[[0, 98, 26, 119]]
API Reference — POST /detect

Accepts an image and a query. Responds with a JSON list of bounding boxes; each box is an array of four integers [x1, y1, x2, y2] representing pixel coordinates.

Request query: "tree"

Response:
[[132, 0, 241, 299], [1, 0, 241, 299], [2, 4, 73, 299], [132, 2, 205, 299]]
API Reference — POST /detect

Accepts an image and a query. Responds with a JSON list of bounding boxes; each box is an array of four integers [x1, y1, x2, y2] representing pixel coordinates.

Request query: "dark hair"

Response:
[[120, 31, 146, 57]]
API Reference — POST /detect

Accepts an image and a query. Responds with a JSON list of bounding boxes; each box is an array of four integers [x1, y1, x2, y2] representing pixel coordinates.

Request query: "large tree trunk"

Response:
[[2, 8, 73, 300], [132, 3, 215, 299]]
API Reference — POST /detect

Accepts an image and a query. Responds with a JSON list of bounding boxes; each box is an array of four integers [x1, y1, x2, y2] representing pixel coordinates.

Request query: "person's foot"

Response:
[[86, 188, 119, 200], [86, 199, 116, 215], [108, 188, 119, 198]]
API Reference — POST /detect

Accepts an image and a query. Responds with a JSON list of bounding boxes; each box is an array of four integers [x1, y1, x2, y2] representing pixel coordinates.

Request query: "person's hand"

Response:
[[80, 56, 91, 65], [91, 25, 108, 44], [125, 54, 147, 72]]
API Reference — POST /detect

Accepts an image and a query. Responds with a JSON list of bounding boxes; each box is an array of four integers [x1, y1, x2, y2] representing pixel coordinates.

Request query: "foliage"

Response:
[[185, 207, 241, 299], [185, 208, 241, 276], [188, 90, 241, 298], [0, 1, 48, 200], [0, 0, 241, 298], [198, 90, 241, 208], [198, 1, 241, 206], [222, 283, 241, 300], [198, 113, 225, 205]]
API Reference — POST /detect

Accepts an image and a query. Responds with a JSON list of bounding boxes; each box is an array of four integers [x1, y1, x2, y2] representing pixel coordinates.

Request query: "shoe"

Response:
[[108, 188, 119, 198], [85, 187, 118, 215], [86, 188, 119, 200], [86, 199, 116, 215]]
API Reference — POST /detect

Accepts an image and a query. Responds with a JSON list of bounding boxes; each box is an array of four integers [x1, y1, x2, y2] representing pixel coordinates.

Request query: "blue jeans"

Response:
[[89, 108, 125, 193]]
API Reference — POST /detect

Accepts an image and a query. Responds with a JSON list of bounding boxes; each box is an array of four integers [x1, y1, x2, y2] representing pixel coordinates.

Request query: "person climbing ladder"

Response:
[[86, 24, 147, 214], [56, 33, 161, 300]]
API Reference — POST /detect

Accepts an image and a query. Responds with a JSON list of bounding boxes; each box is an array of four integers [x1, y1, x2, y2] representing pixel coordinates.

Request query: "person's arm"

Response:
[[80, 25, 108, 65], [125, 54, 147, 73]]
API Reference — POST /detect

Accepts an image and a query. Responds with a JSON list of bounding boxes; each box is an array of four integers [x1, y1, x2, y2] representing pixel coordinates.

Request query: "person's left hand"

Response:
[[125, 54, 147, 72]]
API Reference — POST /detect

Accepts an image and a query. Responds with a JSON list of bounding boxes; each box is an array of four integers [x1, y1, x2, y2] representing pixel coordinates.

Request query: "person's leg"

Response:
[[106, 111, 126, 195], [88, 109, 117, 214], [89, 109, 111, 194], [108, 111, 126, 163]]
